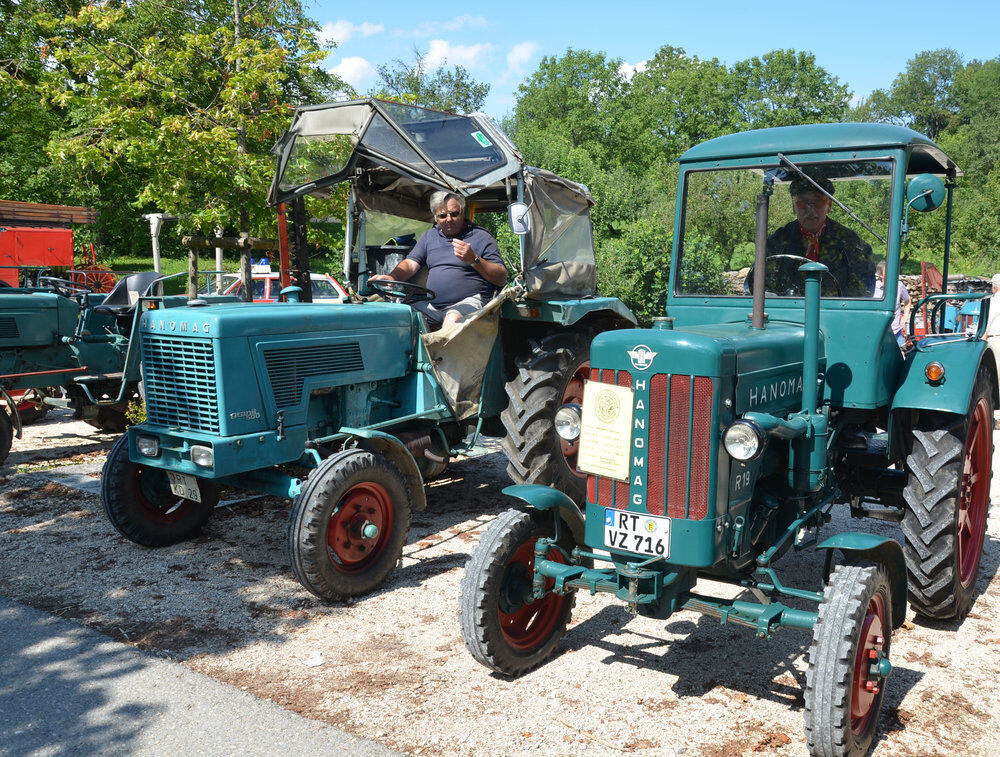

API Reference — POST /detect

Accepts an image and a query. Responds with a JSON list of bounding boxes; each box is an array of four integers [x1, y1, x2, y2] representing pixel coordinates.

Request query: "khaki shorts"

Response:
[[412, 293, 486, 328]]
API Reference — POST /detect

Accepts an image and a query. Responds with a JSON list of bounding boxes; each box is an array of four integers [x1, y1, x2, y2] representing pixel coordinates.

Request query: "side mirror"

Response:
[[906, 173, 946, 212], [507, 202, 531, 235]]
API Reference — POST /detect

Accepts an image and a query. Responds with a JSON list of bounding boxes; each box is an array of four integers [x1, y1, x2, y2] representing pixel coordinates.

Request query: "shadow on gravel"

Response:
[[7, 437, 117, 467], [0, 601, 158, 755]]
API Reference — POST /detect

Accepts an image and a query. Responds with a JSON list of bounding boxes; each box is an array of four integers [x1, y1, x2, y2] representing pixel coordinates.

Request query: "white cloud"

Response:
[[619, 60, 648, 80], [400, 14, 488, 38], [425, 39, 493, 69], [506, 41, 539, 74], [330, 56, 377, 88], [318, 20, 384, 46]]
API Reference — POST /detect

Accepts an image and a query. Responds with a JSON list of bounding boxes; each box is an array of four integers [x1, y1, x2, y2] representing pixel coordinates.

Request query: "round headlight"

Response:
[[554, 403, 582, 442], [723, 420, 765, 461]]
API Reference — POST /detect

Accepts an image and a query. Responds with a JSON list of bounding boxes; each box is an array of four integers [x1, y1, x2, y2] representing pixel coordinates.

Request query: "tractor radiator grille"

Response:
[[141, 334, 220, 433], [0, 317, 19, 339], [263, 342, 364, 408], [589, 370, 714, 520]]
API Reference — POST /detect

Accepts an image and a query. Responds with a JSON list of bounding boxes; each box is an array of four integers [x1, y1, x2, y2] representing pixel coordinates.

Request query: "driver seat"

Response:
[[92, 271, 162, 328]]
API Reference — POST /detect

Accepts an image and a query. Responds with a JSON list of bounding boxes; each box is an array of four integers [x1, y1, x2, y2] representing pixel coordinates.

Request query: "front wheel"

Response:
[[501, 330, 593, 503], [805, 563, 892, 757], [460, 508, 577, 676], [287, 449, 411, 601], [901, 369, 994, 619], [101, 434, 218, 546], [0, 408, 12, 465]]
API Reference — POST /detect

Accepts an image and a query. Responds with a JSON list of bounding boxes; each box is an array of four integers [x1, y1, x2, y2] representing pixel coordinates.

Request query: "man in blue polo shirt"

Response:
[[370, 191, 507, 328]]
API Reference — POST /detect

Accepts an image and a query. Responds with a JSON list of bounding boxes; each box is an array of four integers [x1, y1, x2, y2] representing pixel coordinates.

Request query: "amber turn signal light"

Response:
[[924, 361, 945, 383]]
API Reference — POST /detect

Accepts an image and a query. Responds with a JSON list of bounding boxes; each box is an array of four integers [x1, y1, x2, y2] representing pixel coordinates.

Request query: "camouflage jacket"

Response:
[[766, 218, 876, 297]]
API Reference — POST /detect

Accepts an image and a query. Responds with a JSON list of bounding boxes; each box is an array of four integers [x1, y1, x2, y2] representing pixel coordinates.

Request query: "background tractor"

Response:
[[461, 123, 994, 756], [102, 99, 635, 602]]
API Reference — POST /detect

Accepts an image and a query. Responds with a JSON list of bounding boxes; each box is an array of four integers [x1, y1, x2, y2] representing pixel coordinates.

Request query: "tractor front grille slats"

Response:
[[590, 370, 714, 521], [142, 334, 219, 433], [0, 316, 19, 339], [263, 342, 364, 409]]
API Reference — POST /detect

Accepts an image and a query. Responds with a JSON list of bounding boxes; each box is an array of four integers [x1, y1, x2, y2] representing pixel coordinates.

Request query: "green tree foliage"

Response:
[[862, 49, 963, 140], [12, 0, 340, 256], [730, 50, 850, 128], [375, 49, 490, 113]]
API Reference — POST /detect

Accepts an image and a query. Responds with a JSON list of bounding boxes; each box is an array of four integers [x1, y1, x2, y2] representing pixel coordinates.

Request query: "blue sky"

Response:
[[310, 0, 999, 120]]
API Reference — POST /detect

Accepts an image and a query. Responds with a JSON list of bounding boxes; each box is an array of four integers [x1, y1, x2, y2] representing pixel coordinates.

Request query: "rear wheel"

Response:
[[901, 370, 994, 619], [0, 408, 12, 464], [805, 563, 892, 757], [288, 449, 411, 601], [101, 434, 218, 546], [460, 508, 577, 676], [501, 331, 593, 503]]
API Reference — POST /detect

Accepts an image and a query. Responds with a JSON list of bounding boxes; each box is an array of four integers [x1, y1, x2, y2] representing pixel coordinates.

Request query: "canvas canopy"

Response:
[[268, 99, 598, 298]]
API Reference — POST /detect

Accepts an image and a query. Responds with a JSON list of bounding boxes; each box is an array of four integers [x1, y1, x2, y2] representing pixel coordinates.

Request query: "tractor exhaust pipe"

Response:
[[751, 178, 774, 329]]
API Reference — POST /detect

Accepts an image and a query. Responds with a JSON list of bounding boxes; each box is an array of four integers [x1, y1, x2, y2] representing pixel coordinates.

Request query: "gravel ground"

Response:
[[3, 408, 1000, 756]]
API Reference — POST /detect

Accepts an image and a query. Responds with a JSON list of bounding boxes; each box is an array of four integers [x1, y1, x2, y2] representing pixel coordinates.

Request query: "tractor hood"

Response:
[[139, 301, 413, 339], [591, 322, 824, 415]]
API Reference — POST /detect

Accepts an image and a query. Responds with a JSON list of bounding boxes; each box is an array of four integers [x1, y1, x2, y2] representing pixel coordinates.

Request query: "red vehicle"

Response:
[[201, 266, 348, 303]]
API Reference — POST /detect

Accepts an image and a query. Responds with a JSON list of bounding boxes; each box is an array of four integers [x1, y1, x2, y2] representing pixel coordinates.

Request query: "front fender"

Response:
[[345, 428, 427, 512], [503, 484, 586, 545], [501, 297, 636, 328], [816, 533, 906, 628], [892, 337, 995, 416]]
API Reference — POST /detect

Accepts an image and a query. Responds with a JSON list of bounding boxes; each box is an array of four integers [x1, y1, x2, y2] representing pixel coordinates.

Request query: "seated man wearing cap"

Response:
[[767, 175, 876, 297], [370, 191, 507, 329]]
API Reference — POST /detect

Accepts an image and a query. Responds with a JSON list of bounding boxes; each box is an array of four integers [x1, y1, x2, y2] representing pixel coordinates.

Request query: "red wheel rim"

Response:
[[133, 468, 196, 524], [958, 397, 991, 587], [326, 482, 394, 573], [560, 360, 589, 476], [498, 538, 567, 651], [850, 592, 887, 735]]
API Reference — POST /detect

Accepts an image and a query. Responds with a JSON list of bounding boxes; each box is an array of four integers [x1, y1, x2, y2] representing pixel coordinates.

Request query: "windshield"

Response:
[[373, 102, 506, 182], [677, 159, 893, 299]]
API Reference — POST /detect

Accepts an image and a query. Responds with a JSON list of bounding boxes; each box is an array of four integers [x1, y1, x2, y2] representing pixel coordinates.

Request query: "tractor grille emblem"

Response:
[[627, 344, 657, 371]]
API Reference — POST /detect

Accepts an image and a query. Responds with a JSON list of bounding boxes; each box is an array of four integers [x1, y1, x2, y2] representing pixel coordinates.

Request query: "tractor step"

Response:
[[73, 372, 124, 384], [852, 498, 904, 522]]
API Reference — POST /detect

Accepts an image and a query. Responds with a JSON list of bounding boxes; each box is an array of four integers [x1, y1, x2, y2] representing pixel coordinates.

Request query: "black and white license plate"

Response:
[[603, 509, 670, 558], [166, 471, 202, 503]]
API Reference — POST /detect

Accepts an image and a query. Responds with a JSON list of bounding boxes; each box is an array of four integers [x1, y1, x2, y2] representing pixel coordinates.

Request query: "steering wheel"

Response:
[[368, 279, 436, 304], [39, 276, 93, 298], [743, 254, 842, 298]]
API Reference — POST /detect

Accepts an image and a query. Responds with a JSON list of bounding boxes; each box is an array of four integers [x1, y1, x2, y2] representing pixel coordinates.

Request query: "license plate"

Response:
[[166, 471, 202, 503], [603, 509, 670, 558]]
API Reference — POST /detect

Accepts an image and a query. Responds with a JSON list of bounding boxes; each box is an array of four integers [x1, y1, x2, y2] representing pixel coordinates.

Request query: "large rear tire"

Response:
[[501, 331, 593, 503], [0, 408, 12, 465], [901, 370, 994, 620], [460, 508, 577, 676], [288, 449, 411, 601], [804, 563, 892, 757], [101, 434, 218, 546]]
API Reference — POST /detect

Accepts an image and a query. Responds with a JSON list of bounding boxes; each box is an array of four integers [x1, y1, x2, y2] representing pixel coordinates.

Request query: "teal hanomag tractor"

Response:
[[461, 124, 995, 756], [0, 272, 168, 463], [101, 99, 635, 601]]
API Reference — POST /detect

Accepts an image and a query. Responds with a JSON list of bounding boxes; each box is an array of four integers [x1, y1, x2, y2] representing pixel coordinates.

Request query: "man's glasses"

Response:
[[794, 200, 827, 211], [436, 211, 462, 219]]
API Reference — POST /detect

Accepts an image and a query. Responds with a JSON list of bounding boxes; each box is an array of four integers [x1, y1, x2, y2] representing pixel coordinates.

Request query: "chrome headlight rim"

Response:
[[554, 403, 583, 442], [723, 419, 766, 461]]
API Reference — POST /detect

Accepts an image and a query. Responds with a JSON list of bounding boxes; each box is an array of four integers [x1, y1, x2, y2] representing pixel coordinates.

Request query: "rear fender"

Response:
[[503, 483, 586, 545], [345, 428, 427, 512], [816, 533, 906, 628]]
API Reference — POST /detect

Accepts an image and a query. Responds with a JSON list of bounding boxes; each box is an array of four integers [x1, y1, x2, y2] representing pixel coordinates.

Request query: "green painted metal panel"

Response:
[[501, 297, 636, 327], [678, 123, 955, 177], [816, 533, 907, 628], [891, 337, 990, 415]]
